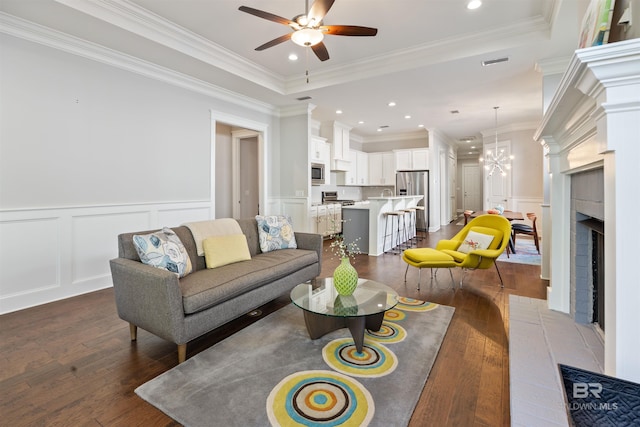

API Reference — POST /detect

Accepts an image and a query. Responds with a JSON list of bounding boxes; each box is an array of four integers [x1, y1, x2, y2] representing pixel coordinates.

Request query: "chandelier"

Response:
[[479, 106, 513, 177]]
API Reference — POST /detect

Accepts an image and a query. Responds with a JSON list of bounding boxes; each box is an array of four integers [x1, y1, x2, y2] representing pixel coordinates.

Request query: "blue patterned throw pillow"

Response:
[[132, 227, 193, 277], [255, 215, 297, 253]]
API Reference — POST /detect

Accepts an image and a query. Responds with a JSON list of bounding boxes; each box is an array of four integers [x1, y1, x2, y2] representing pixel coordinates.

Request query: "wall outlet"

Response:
[[295, 190, 304, 197]]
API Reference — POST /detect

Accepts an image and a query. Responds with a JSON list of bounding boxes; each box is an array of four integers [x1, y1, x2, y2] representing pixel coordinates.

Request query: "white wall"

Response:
[[0, 33, 281, 314]]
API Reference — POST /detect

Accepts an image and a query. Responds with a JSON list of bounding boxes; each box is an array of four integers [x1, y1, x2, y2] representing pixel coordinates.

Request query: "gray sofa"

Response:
[[109, 218, 322, 363]]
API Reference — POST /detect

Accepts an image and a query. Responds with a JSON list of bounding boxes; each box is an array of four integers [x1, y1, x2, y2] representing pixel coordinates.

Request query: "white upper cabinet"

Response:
[[321, 121, 351, 171], [368, 152, 395, 185], [310, 135, 328, 164], [356, 150, 369, 186], [394, 148, 429, 170], [336, 149, 368, 186]]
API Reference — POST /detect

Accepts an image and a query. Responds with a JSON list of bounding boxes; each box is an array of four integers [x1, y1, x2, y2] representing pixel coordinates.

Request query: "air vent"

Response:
[[379, 125, 389, 129], [450, 110, 460, 114], [482, 57, 509, 66], [296, 96, 312, 101]]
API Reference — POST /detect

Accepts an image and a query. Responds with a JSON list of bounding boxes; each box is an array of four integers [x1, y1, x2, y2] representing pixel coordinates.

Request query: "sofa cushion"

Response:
[[179, 249, 318, 314], [203, 234, 251, 269], [255, 215, 297, 253], [132, 227, 193, 278]]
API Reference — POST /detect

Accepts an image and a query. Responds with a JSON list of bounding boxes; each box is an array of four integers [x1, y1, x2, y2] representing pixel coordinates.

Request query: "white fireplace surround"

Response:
[[535, 38, 640, 383]]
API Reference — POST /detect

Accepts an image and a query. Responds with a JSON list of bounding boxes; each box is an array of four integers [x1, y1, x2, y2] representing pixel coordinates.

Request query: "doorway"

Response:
[[462, 163, 482, 212], [232, 129, 260, 219], [211, 111, 267, 220]]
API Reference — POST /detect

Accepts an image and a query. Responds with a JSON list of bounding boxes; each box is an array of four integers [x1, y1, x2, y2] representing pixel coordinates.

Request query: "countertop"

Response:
[[367, 195, 424, 200]]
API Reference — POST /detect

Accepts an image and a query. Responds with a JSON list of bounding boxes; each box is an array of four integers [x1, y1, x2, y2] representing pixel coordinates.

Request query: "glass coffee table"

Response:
[[290, 278, 399, 353]]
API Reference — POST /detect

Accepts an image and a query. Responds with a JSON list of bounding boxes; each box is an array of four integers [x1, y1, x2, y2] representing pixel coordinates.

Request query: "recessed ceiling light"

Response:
[[471, 146, 476, 149], [358, 121, 364, 124], [404, 115, 411, 119], [418, 124, 424, 128], [288, 53, 298, 61], [336, 110, 343, 114], [467, 0, 482, 10], [388, 101, 396, 107], [377, 128, 383, 132]]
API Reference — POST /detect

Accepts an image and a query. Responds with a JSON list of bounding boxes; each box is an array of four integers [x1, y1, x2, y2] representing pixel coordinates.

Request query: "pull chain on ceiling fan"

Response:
[[238, 0, 377, 62]]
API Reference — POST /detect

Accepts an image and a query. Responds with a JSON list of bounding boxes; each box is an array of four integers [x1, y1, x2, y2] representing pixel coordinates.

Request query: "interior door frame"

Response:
[[211, 111, 267, 219]]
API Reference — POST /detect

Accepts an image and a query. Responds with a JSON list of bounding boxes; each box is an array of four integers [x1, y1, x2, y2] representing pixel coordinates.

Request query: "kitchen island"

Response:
[[342, 196, 423, 256]]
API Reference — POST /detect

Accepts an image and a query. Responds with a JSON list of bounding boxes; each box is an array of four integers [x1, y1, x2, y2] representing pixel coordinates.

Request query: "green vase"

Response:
[[333, 295, 358, 316], [333, 257, 358, 296]]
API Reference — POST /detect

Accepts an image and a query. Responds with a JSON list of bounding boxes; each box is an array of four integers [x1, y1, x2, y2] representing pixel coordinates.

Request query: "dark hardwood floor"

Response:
[[0, 222, 547, 426]]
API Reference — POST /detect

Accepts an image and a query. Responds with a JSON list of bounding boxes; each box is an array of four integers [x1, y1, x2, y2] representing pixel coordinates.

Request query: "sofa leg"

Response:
[[129, 323, 137, 341], [177, 344, 187, 364]]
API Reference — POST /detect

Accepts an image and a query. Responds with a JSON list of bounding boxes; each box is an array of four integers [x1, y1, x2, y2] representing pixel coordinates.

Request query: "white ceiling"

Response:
[[1, 0, 590, 154]]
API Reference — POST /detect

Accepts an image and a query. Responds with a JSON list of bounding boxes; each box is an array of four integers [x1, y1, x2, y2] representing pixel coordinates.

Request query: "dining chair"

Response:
[[511, 213, 540, 254]]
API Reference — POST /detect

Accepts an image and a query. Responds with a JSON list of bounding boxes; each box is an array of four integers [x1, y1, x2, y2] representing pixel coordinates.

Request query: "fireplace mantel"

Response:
[[535, 38, 640, 382]]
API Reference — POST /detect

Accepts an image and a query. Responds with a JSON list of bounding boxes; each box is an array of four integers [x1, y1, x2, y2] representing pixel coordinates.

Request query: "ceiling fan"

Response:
[[238, 0, 377, 62]]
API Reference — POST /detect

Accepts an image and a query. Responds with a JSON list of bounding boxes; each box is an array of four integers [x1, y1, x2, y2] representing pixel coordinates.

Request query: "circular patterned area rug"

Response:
[[365, 321, 407, 344], [383, 308, 406, 322], [322, 338, 398, 378], [266, 369, 374, 426], [396, 297, 439, 312]]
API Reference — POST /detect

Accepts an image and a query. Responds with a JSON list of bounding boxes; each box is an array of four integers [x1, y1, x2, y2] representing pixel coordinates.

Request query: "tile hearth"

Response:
[[509, 295, 604, 426]]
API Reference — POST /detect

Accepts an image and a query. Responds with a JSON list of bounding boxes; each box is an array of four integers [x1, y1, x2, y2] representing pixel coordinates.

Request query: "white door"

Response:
[[483, 140, 512, 210], [462, 164, 482, 212]]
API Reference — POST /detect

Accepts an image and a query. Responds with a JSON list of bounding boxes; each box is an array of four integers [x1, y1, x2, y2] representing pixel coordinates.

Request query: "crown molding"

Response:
[[284, 15, 552, 94], [0, 12, 277, 116], [55, 0, 553, 97], [359, 130, 428, 144], [54, 0, 287, 94]]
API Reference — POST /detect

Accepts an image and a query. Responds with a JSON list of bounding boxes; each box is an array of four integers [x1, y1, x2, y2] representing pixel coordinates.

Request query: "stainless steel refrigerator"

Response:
[[396, 170, 429, 231]]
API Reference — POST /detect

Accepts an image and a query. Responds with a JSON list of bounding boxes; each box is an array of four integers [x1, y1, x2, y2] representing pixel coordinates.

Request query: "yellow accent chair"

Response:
[[437, 214, 512, 287]]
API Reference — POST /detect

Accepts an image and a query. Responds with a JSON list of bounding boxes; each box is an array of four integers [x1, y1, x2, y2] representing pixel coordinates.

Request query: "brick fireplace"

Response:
[[570, 169, 604, 330], [535, 39, 640, 383]]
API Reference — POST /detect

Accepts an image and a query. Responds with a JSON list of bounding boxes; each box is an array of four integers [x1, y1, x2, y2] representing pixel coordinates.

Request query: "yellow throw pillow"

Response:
[[203, 234, 251, 269]]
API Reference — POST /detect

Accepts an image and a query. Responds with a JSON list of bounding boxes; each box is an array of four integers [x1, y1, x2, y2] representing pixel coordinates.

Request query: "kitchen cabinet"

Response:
[[321, 121, 351, 171], [394, 148, 429, 170], [368, 152, 395, 185], [336, 150, 367, 186], [356, 150, 369, 185], [310, 135, 329, 164], [309, 203, 341, 237]]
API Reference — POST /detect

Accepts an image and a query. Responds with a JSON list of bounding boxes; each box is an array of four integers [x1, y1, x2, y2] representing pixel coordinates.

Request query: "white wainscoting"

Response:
[[0, 201, 212, 314], [267, 198, 311, 233]]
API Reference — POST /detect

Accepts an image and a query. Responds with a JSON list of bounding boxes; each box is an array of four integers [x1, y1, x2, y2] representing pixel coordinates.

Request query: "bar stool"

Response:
[[414, 205, 426, 242], [383, 211, 405, 255], [402, 208, 417, 248]]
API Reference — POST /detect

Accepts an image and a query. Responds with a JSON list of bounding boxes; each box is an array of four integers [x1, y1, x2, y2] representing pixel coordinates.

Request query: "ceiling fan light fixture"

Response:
[[467, 0, 482, 10], [291, 28, 324, 47]]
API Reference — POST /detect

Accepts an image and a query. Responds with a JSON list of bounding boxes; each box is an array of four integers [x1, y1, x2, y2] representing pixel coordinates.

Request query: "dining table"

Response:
[[470, 210, 524, 254]]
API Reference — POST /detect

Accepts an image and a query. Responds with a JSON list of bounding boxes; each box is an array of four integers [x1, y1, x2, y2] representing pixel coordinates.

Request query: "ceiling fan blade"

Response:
[[238, 6, 295, 26], [311, 41, 330, 61], [255, 33, 292, 51], [321, 25, 378, 36], [308, 0, 335, 24]]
